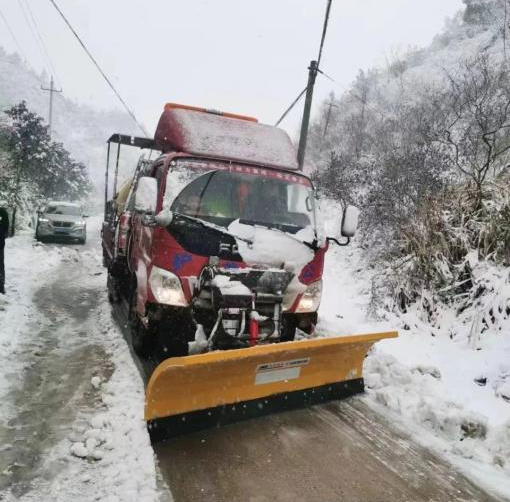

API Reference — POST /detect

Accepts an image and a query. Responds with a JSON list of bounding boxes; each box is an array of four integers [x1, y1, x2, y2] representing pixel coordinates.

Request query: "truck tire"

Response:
[[106, 273, 120, 304], [131, 317, 154, 357], [129, 289, 154, 357], [281, 314, 297, 342], [158, 314, 194, 358]]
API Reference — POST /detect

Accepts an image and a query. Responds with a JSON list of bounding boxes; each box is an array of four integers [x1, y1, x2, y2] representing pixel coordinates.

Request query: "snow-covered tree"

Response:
[[0, 101, 92, 228]]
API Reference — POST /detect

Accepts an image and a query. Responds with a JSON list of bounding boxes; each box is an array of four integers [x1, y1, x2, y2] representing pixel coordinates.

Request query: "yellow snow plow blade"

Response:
[[145, 331, 397, 439]]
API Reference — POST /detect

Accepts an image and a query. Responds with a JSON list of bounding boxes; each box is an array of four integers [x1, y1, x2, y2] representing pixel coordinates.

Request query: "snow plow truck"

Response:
[[101, 103, 397, 440]]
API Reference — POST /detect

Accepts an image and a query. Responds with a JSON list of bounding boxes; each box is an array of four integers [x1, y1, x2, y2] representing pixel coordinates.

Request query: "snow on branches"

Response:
[[0, 101, 92, 227]]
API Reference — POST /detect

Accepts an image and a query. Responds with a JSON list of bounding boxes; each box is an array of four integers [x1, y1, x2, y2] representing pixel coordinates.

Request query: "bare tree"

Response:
[[440, 54, 510, 206]]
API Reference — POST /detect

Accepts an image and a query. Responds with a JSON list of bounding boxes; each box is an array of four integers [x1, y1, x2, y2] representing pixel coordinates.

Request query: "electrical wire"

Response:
[[317, 0, 332, 67], [21, 0, 61, 86], [317, 68, 387, 119], [48, 0, 149, 137], [275, 0, 333, 126], [0, 6, 28, 62], [275, 87, 307, 126], [16, 0, 54, 80]]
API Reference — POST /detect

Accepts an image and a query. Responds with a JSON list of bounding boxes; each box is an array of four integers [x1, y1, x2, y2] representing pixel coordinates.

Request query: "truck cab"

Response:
[[103, 104, 357, 359]]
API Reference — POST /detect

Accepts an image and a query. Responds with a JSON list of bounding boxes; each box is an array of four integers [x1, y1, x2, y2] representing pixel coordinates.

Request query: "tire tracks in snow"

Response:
[[0, 246, 111, 498], [0, 225, 161, 502]]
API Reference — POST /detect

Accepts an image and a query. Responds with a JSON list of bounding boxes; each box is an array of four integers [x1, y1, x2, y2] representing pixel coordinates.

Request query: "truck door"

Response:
[[101, 200, 116, 266], [131, 167, 161, 310]]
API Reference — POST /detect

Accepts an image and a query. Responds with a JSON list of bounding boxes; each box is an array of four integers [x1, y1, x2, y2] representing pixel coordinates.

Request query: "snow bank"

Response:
[[62, 305, 159, 502], [319, 199, 510, 500], [0, 231, 64, 406]]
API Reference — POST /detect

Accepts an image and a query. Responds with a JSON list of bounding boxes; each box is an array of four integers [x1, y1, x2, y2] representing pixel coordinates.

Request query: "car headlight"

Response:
[[149, 266, 187, 306], [75, 221, 86, 227], [38, 217, 50, 223], [295, 279, 322, 313]]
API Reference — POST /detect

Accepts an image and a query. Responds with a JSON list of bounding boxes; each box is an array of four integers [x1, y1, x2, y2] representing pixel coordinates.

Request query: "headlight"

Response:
[[38, 217, 49, 223], [75, 221, 86, 227], [149, 266, 187, 306], [295, 280, 322, 313]]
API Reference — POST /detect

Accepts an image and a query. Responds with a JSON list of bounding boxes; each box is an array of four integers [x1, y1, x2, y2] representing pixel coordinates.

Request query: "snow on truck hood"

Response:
[[227, 219, 314, 271]]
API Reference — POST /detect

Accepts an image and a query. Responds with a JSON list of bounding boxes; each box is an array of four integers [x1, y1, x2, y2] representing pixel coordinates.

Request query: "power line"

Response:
[[16, 0, 54, 80], [22, 0, 61, 85], [275, 0, 333, 127], [317, 0, 332, 67], [0, 6, 28, 62], [48, 0, 149, 137], [275, 87, 307, 126], [317, 68, 386, 119]]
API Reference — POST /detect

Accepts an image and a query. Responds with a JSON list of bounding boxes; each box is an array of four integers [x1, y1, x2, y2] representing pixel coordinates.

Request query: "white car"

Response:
[[35, 201, 88, 244]]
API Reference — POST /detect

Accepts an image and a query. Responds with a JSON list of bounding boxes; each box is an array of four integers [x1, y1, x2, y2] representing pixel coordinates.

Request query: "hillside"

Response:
[[0, 46, 138, 195], [306, 1, 510, 493], [308, 0, 508, 168]]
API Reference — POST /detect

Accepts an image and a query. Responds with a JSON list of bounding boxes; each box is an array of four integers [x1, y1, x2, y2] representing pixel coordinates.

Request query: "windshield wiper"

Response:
[[238, 219, 319, 251], [171, 212, 254, 246]]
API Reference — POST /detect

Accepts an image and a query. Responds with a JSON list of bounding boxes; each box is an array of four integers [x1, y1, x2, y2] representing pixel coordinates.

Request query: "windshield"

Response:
[[45, 204, 81, 216], [163, 161, 316, 235]]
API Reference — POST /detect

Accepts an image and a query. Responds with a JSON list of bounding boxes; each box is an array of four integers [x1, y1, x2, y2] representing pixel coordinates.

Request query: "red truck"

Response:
[[102, 103, 359, 360], [100, 103, 400, 440]]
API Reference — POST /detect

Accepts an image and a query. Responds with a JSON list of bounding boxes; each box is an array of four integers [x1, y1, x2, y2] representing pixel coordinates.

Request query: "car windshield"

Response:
[[163, 161, 316, 235], [45, 204, 81, 216]]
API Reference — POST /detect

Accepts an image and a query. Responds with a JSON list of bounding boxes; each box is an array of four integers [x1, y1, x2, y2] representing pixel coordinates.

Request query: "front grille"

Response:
[[218, 269, 294, 295], [52, 221, 73, 228]]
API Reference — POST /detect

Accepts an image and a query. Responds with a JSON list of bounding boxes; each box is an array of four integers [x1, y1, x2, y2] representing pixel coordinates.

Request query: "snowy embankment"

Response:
[[0, 218, 161, 502], [319, 205, 510, 501]]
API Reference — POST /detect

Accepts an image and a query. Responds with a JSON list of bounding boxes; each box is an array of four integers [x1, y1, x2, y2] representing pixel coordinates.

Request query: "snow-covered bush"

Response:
[[377, 175, 510, 336], [309, 0, 510, 319]]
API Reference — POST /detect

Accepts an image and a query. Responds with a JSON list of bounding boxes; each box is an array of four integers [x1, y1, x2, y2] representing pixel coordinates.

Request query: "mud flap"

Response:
[[145, 331, 397, 440]]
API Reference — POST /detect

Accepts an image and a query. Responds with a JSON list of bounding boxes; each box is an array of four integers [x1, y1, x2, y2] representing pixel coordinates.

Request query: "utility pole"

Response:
[[323, 99, 338, 138], [41, 75, 62, 138], [297, 60, 318, 170]]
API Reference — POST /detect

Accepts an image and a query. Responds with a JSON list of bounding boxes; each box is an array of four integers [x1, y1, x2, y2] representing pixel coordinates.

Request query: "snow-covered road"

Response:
[[0, 215, 507, 501], [155, 397, 501, 502], [0, 218, 160, 501]]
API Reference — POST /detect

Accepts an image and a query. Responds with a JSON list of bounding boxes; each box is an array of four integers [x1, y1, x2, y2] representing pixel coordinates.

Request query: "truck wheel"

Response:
[[158, 313, 195, 358], [281, 315, 297, 342], [129, 290, 154, 357], [132, 317, 154, 357], [102, 250, 110, 268], [106, 273, 120, 304]]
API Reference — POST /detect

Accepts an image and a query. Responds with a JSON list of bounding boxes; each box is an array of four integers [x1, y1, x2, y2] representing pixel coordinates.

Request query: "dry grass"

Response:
[[386, 173, 510, 311]]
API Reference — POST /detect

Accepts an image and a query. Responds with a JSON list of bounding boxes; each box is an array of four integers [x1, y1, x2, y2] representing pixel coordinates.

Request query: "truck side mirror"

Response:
[[326, 205, 360, 247], [340, 205, 359, 238], [135, 177, 158, 214]]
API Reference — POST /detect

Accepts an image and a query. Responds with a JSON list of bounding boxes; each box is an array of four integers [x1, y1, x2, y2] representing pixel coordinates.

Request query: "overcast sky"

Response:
[[0, 0, 463, 138]]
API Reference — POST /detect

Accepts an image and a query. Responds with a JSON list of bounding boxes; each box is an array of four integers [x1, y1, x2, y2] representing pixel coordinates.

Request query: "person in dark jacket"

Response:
[[0, 206, 9, 294]]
